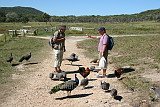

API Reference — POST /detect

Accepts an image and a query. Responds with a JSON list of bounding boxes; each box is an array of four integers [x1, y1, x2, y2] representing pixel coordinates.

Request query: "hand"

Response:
[[61, 38, 65, 41], [86, 34, 91, 38], [63, 49, 66, 52]]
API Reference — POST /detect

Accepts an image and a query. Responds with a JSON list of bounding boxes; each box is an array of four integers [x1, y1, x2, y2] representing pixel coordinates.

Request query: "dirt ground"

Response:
[[1, 36, 145, 107]]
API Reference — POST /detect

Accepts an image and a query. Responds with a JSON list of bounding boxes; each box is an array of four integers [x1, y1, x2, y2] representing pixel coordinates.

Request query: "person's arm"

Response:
[[63, 46, 66, 52], [53, 32, 65, 43], [86, 34, 99, 39], [54, 38, 65, 43]]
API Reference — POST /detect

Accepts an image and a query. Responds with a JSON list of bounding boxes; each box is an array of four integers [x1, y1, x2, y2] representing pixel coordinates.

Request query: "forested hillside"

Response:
[[0, 6, 159, 23]]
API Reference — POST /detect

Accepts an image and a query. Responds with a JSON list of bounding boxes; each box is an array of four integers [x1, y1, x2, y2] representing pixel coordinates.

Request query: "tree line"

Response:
[[0, 10, 160, 23]]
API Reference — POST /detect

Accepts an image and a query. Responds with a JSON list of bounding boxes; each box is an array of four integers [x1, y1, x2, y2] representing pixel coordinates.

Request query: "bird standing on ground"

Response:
[[56, 72, 67, 81], [150, 87, 160, 99], [110, 89, 117, 98], [19, 52, 32, 62], [6, 53, 13, 63], [24, 52, 32, 61], [49, 74, 79, 96], [80, 78, 89, 89], [70, 53, 76, 58], [101, 81, 110, 91], [79, 67, 90, 78], [66, 53, 79, 65], [90, 58, 98, 63], [114, 68, 122, 79]]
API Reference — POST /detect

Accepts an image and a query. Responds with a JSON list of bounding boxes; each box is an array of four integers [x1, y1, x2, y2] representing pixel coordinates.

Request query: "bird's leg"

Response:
[[82, 86, 85, 90], [67, 91, 69, 96], [71, 62, 72, 65], [69, 91, 71, 96]]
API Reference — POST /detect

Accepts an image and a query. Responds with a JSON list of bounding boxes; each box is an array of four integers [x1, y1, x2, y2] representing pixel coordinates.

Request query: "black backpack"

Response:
[[107, 36, 114, 50]]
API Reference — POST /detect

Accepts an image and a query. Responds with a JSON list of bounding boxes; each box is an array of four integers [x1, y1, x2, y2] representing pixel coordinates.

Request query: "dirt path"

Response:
[[1, 36, 136, 107]]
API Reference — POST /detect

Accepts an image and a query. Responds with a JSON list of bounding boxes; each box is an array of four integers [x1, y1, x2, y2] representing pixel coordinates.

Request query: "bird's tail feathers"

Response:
[[50, 83, 65, 94]]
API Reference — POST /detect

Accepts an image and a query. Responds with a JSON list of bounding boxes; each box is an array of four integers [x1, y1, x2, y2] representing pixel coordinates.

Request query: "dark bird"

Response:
[[19, 52, 31, 62], [24, 52, 31, 61], [150, 87, 160, 99], [65, 53, 79, 65], [80, 78, 89, 89], [101, 81, 110, 91], [49, 73, 54, 79], [66, 56, 79, 65], [6, 53, 13, 63], [70, 53, 76, 58], [56, 72, 67, 81], [110, 89, 117, 98], [79, 67, 90, 78], [114, 68, 122, 79], [19, 56, 25, 62], [90, 58, 98, 63], [49, 74, 79, 96]]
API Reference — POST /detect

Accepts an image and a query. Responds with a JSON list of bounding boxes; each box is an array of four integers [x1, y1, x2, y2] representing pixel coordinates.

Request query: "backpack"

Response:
[[49, 32, 60, 49], [107, 36, 114, 50]]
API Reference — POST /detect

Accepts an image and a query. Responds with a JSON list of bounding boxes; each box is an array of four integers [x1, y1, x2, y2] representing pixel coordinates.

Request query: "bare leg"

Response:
[[103, 69, 106, 76], [54, 67, 58, 72]]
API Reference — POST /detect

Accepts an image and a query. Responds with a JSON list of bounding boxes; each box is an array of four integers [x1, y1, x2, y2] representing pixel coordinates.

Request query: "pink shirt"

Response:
[[97, 34, 109, 52]]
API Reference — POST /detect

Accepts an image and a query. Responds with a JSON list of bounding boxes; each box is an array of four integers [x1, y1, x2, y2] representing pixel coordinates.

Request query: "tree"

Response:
[[42, 13, 50, 24], [6, 12, 19, 22]]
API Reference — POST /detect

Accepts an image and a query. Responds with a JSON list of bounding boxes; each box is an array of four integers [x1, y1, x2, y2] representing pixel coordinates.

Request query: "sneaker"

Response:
[[96, 75, 107, 78]]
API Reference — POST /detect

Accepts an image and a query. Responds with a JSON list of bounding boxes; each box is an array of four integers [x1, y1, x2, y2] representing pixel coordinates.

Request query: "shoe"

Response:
[[96, 75, 107, 78]]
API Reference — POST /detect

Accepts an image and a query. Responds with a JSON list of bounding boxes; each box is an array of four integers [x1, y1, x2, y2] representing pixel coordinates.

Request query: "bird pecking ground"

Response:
[[1, 36, 146, 107]]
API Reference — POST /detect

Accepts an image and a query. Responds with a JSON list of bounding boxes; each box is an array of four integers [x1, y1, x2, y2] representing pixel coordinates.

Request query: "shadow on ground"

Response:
[[23, 62, 40, 65], [114, 96, 123, 101], [55, 93, 93, 100]]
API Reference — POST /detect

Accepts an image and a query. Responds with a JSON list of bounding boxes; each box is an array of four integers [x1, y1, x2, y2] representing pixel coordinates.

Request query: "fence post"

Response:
[[4, 34, 7, 43]]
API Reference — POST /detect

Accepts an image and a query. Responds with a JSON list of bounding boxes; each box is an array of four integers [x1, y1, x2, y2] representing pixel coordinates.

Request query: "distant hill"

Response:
[[0, 6, 44, 15], [0, 7, 159, 22], [138, 8, 160, 16]]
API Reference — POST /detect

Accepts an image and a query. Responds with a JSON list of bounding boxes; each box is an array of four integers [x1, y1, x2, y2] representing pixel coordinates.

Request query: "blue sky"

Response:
[[0, 0, 160, 16]]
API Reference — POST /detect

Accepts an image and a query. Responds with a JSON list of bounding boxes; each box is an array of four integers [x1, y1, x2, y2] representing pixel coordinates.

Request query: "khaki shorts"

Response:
[[53, 49, 63, 67]]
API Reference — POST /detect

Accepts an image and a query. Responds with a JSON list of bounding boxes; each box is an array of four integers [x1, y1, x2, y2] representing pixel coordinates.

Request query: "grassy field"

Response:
[[0, 36, 48, 103], [0, 21, 160, 37], [77, 35, 160, 100]]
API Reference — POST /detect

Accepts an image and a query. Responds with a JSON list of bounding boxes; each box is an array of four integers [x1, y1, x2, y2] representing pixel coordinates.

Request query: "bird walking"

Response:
[[114, 68, 122, 79], [66, 53, 79, 65], [19, 52, 32, 63], [6, 53, 13, 63], [79, 67, 90, 78], [80, 78, 89, 89], [110, 89, 117, 98], [49, 74, 79, 96], [55, 72, 67, 81], [24, 52, 32, 61], [101, 81, 110, 91], [90, 58, 99, 63], [150, 87, 160, 99]]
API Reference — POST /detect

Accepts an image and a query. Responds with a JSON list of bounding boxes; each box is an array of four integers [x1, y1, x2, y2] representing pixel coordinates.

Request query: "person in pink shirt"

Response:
[[86, 27, 109, 78]]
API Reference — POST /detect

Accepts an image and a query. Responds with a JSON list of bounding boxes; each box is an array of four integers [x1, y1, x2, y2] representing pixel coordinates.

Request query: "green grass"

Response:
[[0, 21, 160, 37], [0, 37, 48, 103], [77, 35, 160, 100]]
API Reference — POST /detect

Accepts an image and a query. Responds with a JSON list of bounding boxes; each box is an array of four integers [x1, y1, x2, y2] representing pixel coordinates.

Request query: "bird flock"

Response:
[[49, 53, 122, 100], [6, 52, 32, 65]]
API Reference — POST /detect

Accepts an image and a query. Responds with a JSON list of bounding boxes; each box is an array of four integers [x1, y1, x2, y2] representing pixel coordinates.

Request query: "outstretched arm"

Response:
[[86, 34, 99, 39]]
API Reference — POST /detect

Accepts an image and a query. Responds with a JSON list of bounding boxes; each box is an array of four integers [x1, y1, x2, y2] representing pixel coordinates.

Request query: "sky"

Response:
[[0, 0, 160, 16]]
